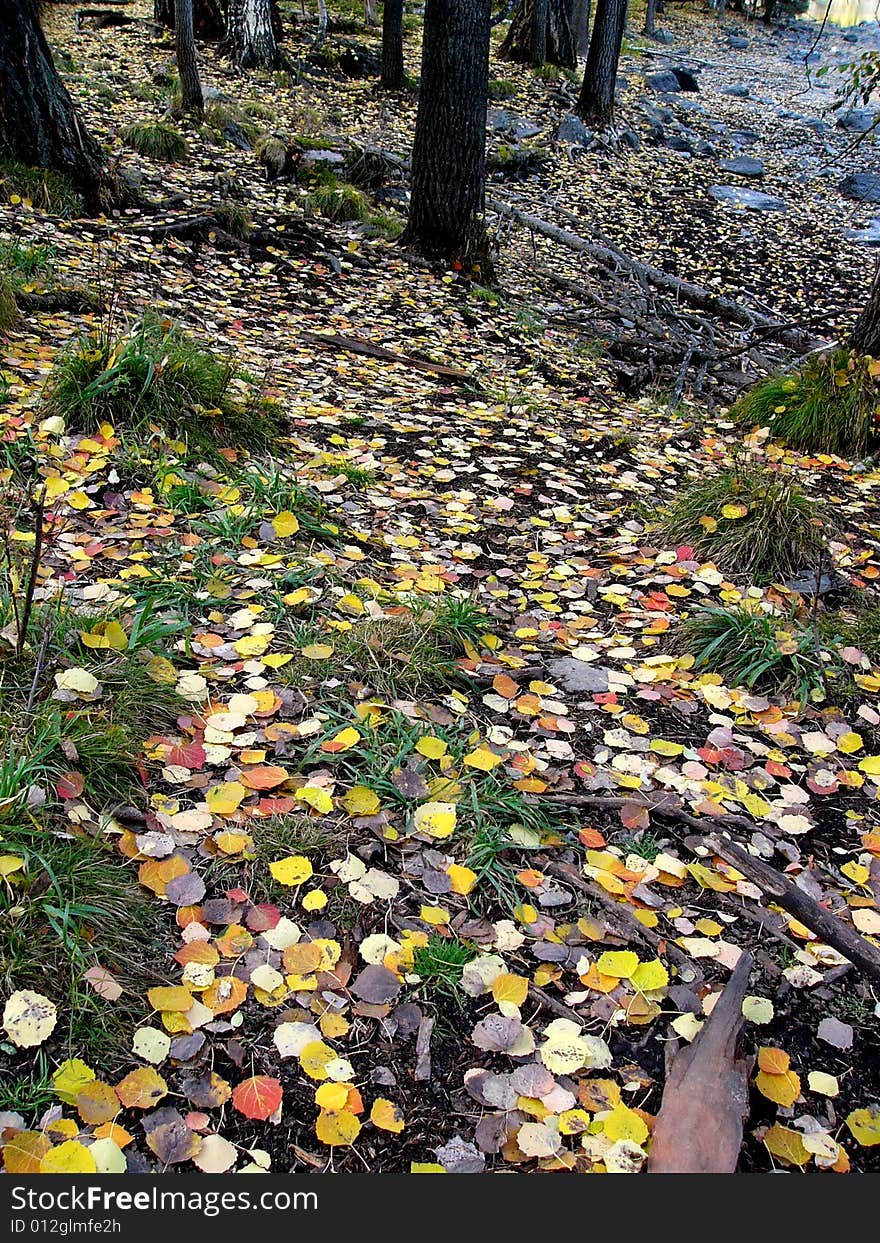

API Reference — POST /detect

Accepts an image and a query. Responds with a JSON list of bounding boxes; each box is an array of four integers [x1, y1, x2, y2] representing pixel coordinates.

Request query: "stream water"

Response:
[[806, 0, 880, 27]]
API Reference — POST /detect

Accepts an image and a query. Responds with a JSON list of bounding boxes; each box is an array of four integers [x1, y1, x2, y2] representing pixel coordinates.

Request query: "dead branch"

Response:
[[299, 331, 470, 380], [647, 951, 753, 1173]]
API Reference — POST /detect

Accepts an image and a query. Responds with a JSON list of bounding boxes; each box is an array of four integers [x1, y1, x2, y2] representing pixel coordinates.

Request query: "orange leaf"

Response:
[[239, 765, 290, 791], [492, 673, 519, 700], [232, 1076, 283, 1121], [757, 1047, 790, 1075]]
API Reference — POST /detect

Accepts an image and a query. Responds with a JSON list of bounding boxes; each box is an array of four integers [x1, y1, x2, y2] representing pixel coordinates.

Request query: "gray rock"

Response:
[[556, 113, 593, 146], [728, 35, 749, 49], [546, 658, 611, 693], [839, 171, 880, 203], [301, 149, 345, 169], [720, 83, 750, 98], [646, 69, 682, 93], [719, 155, 764, 177], [487, 108, 541, 139], [708, 184, 787, 211], [845, 216, 880, 245], [843, 30, 859, 42], [838, 107, 876, 134], [730, 128, 760, 146]]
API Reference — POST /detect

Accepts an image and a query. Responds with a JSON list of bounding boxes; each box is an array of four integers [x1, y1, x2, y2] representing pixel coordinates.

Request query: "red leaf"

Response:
[[231, 1076, 283, 1121], [56, 771, 85, 800]]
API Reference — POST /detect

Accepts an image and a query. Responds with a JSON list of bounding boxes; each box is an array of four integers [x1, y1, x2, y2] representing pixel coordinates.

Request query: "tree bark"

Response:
[[498, 0, 576, 68], [850, 264, 880, 356], [174, 0, 204, 117], [404, 0, 492, 271], [0, 0, 114, 211], [380, 0, 405, 89], [571, 0, 591, 55], [227, 0, 282, 68], [643, 0, 657, 37], [576, 0, 627, 127], [364, 0, 379, 24], [155, 0, 228, 39]]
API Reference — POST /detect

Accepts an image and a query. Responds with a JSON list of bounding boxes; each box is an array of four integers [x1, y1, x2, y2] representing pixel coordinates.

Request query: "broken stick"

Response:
[[648, 950, 753, 1174]]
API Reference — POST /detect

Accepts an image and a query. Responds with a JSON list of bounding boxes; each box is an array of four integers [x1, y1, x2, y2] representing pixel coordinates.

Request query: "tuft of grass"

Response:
[[213, 200, 252, 238], [303, 177, 372, 224], [656, 464, 827, 584], [681, 604, 833, 702], [0, 238, 57, 334], [615, 830, 663, 862], [0, 823, 170, 1066], [732, 349, 880, 458], [488, 77, 517, 101], [0, 275, 17, 333], [0, 161, 83, 216], [207, 813, 336, 902], [819, 603, 880, 662], [412, 934, 476, 998], [41, 314, 279, 451], [121, 120, 188, 162]]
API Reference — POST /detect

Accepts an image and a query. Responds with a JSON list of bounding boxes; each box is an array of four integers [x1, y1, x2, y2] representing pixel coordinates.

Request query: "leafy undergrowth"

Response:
[[2, 2, 880, 1181]]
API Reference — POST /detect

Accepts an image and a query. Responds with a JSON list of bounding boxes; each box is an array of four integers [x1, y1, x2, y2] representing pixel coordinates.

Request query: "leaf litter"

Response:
[[2, 4, 880, 1178]]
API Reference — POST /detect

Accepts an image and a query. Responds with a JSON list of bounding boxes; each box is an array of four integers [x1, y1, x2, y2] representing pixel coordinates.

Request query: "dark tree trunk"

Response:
[[156, 0, 228, 40], [643, 0, 657, 37], [175, 0, 204, 117], [380, 0, 405, 89], [227, 0, 282, 68], [571, 0, 591, 55], [498, 0, 576, 68], [404, 0, 492, 270], [0, 0, 114, 211], [576, 0, 627, 127], [851, 265, 880, 356]]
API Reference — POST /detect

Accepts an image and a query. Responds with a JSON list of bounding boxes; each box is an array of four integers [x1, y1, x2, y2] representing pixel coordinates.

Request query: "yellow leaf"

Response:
[[807, 1071, 839, 1097], [420, 905, 450, 926], [595, 951, 640, 979], [416, 737, 447, 759], [649, 739, 684, 757], [463, 746, 505, 772], [52, 1058, 96, 1105], [858, 755, 880, 775], [301, 643, 334, 660], [756, 1069, 801, 1107], [370, 1098, 405, 1133], [316, 1110, 361, 1146], [40, 1140, 97, 1174], [411, 1162, 446, 1173], [321, 726, 360, 753], [413, 801, 457, 839], [54, 667, 99, 696], [721, 502, 748, 519], [447, 864, 477, 895], [344, 786, 380, 816], [299, 1041, 336, 1081], [2, 990, 57, 1048], [272, 511, 300, 538], [837, 732, 864, 755], [0, 855, 25, 877], [602, 1104, 648, 1146], [235, 634, 270, 657], [206, 781, 246, 816], [315, 1082, 350, 1110], [491, 973, 529, 1008], [296, 786, 333, 814], [269, 855, 313, 886], [147, 986, 194, 1013], [846, 1105, 880, 1146], [629, 959, 669, 992], [302, 890, 327, 911], [764, 1124, 810, 1166]]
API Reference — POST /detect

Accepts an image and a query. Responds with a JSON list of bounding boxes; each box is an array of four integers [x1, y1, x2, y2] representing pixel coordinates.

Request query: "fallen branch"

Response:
[[705, 833, 880, 986], [487, 200, 822, 353], [543, 859, 701, 982], [647, 950, 753, 1173], [299, 331, 470, 380]]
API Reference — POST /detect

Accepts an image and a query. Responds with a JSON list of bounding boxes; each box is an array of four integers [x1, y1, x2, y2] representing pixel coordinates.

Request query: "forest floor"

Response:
[[2, 1, 880, 1176]]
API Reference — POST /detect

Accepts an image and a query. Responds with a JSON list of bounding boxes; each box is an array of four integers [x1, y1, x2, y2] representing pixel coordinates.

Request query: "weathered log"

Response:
[[647, 951, 753, 1173], [487, 199, 822, 352], [299, 331, 470, 380], [705, 833, 880, 986]]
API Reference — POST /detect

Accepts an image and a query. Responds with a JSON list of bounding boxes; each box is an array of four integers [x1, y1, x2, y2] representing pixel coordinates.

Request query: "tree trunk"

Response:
[[576, 0, 627, 127], [364, 0, 379, 24], [643, 0, 656, 37], [0, 0, 114, 211], [850, 265, 880, 356], [155, 0, 228, 39], [498, 0, 576, 68], [380, 0, 405, 89], [571, 0, 591, 55], [227, 0, 282, 68], [404, 0, 492, 271], [174, 0, 204, 116]]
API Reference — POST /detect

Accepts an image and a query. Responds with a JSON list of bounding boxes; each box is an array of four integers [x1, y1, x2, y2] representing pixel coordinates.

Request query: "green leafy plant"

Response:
[[656, 464, 827, 584], [733, 349, 880, 458], [121, 120, 188, 162], [0, 161, 82, 216], [681, 604, 834, 702], [412, 934, 477, 997], [41, 314, 278, 450]]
